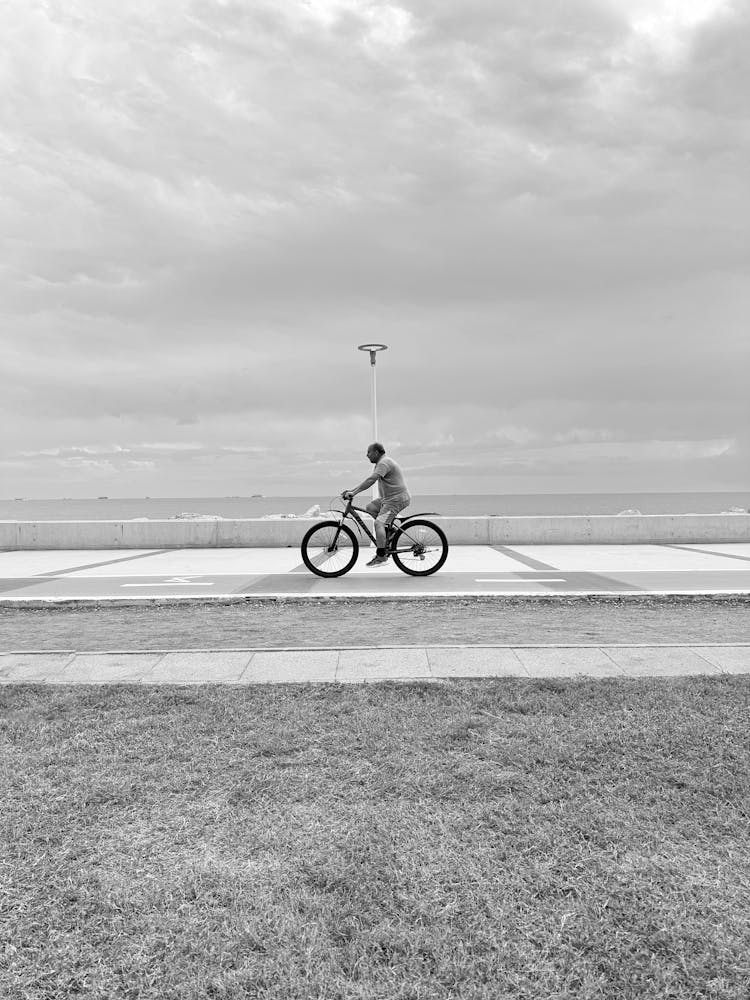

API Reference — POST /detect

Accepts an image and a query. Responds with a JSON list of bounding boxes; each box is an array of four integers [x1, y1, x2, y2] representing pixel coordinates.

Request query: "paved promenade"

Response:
[[2, 644, 748, 685], [1, 542, 749, 600], [3, 542, 747, 684]]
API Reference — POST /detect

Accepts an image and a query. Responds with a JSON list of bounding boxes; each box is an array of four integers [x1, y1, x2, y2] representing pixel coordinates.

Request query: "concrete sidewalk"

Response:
[[2, 644, 748, 685]]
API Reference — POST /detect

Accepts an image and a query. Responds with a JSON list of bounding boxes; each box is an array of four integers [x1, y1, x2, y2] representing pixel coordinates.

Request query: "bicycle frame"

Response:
[[331, 499, 425, 553]]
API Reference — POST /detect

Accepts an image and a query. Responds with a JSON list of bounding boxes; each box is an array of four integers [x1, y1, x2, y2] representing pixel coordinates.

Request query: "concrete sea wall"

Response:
[[0, 514, 748, 549]]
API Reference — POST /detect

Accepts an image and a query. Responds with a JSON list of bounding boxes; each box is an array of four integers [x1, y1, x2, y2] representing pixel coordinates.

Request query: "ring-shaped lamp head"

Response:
[[358, 343, 388, 365]]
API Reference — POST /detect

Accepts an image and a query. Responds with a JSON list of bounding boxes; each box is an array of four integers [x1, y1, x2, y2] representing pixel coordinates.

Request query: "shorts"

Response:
[[366, 493, 411, 526]]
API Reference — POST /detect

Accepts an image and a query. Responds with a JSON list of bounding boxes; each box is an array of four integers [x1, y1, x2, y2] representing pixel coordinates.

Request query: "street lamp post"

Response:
[[358, 343, 387, 499]]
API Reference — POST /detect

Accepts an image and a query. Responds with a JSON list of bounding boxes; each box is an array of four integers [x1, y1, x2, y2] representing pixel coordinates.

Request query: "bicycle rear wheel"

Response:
[[391, 519, 448, 576], [301, 520, 359, 578]]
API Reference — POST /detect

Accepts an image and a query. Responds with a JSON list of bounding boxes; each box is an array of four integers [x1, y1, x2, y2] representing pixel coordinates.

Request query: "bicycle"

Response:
[[300, 497, 449, 578]]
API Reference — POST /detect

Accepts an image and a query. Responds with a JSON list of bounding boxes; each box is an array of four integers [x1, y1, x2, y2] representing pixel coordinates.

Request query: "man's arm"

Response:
[[342, 472, 378, 498]]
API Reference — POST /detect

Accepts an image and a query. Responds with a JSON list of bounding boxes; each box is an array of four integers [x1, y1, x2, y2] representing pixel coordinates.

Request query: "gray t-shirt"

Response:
[[373, 457, 410, 500]]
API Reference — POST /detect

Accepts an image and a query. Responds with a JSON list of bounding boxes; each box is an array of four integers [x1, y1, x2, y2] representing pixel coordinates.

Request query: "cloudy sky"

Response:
[[2, 0, 748, 498]]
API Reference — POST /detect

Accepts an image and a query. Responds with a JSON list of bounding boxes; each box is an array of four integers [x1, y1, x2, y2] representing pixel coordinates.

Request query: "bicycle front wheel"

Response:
[[391, 519, 448, 576], [301, 520, 359, 578]]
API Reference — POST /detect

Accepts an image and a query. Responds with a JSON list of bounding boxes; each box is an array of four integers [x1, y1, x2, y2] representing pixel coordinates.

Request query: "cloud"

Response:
[[1, 0, 747, 495]]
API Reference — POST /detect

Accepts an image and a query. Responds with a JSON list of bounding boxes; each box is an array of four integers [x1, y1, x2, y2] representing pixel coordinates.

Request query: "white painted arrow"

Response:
[[121, 577, 215, 587]]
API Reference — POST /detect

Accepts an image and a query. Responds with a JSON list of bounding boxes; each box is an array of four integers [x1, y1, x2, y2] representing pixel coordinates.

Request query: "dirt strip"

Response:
[[1, 595, 748, 651]]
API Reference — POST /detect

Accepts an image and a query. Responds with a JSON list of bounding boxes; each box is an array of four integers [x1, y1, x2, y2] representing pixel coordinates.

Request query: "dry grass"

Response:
[[1, 675, 749, 999]]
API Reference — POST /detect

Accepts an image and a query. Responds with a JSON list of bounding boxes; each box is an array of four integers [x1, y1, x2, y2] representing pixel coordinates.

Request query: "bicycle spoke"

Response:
[[301, 521, 358, 577], [391, 520, 448, 576], [308, 528, 352, 572], [306, 549, 340, 569]]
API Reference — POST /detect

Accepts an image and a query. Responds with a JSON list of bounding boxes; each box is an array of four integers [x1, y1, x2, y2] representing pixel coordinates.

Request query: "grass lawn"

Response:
[[1, 676, 749, 999]]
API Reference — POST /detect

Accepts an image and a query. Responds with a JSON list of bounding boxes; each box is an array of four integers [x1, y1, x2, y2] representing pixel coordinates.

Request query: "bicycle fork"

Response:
[[328, 521, 346, 552]]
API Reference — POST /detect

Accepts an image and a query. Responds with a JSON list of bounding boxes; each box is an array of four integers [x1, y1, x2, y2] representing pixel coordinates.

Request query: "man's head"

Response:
[[366, 442, 386, 464]]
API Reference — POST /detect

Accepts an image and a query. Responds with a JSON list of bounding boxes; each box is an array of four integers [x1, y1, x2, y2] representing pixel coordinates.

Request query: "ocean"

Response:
[[0, 492, 746, 521]]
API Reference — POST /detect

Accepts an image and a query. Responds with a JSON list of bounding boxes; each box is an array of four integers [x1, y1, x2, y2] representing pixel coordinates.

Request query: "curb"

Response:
[[2, 592, 749, 610], [4, 643, 750, 655]]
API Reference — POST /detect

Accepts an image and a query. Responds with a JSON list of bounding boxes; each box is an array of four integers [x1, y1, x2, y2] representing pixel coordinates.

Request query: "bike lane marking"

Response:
[[0, 550, 169, 577], [489, 546, 559, 571], [660, 544, 750, 564]]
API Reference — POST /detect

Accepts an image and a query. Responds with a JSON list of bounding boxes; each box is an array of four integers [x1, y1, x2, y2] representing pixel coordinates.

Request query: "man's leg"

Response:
[[365, 500, 389, 565], [386, 500, 407, 546], [374, 514, 388, 552], [378, 497, 409, 552], [366, 501, 386, 548], [364, 514, 388, 566]]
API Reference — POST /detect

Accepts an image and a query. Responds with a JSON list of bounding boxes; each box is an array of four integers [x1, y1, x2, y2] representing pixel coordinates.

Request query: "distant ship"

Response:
[[251, 494, 264, 498], [97, 496, 109, 500]]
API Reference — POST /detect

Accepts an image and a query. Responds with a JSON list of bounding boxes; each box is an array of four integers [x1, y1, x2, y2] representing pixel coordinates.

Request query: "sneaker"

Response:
[[366, 554, 389, 567]]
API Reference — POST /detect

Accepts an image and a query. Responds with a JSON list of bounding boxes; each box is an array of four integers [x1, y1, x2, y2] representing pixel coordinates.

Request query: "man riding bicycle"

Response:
[[342, 443, 411, 566]]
